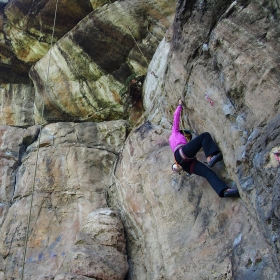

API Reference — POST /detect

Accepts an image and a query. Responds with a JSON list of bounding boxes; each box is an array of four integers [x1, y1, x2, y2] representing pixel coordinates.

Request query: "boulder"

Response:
[[60, 208, 128, 280]]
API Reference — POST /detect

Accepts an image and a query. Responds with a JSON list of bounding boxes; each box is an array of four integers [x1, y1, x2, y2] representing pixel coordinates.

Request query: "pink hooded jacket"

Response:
[[169, 105, 188, 152]]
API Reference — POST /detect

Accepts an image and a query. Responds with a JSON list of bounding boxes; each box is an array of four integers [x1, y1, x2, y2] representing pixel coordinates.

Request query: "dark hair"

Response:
[[179, 129, 192, 140]]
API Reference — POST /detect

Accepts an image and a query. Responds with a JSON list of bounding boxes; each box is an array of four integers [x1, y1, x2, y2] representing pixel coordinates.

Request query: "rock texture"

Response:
[[110, 121, 278, 279], [4, 0, 93, 63], [0, 0, 279, 279], [29, 0, 177, 124], [60, 208, 128, 280], [116, 0, 279, 278], [0, 0, 94, 84], [0, 121, 128, 279], [0, 2, 30, 84], [0, 84, 35, 127]]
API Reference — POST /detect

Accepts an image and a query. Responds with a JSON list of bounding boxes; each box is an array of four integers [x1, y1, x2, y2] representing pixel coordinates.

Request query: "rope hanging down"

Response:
[[20, 1, 59, 279], [125, 24, 158, 79]]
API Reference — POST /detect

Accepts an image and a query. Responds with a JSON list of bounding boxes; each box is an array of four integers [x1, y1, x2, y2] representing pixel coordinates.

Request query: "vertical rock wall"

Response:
[[110, 120, 279, 279], [0, 0, 178, 278], [0, 121, 129, 279], [0, 0, 279, 279], [109, 0, 280, 278], [0, 84, 34, 127]]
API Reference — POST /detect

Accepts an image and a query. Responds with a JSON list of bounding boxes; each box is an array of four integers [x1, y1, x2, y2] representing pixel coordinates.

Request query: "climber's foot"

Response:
[[207, 154, 223, 167], [224, 188, 240, 198]]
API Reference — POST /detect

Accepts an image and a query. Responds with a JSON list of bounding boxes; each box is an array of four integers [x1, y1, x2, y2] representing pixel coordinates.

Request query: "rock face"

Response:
[[60, 208, 128, 280], [4, 0, 93, 63], [0, 84, 35, 127], [110, 121, 279, 279], [115, 0, 280, 278], [0, 0, 279, 279], [0, 0, 94, 84], [0, 121, 128, 279], [29, 0, 177, 124]]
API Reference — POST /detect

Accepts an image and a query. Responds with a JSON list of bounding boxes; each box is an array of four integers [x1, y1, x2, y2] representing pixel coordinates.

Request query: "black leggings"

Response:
[[175, 132, 228, 197]]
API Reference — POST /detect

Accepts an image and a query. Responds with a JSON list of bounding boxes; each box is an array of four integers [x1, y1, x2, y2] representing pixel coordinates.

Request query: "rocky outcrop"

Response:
[[0, 1, 29, 84], [0, 0, 279, 279], [0, 121, 128, 279], [29, 0, 177, 124], [110, 0, 280, 278], [3, 0, 93, 63], [60, 208, 128, 280], [0, 0, 94, 84], [110, 121, 278, 279], [167, 0, 280, 267]]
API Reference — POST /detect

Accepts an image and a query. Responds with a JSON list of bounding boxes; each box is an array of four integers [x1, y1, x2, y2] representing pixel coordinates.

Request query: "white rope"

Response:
[[125, 24, 158, 78], [20, 1, 59, 279]]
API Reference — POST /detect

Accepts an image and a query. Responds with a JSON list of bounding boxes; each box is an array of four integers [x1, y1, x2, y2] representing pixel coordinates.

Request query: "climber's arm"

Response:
[[172, 100, 183, 134]]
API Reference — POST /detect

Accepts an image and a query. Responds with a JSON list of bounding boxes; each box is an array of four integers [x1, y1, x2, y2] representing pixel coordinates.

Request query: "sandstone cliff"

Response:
[[0, 0, 279, 279]]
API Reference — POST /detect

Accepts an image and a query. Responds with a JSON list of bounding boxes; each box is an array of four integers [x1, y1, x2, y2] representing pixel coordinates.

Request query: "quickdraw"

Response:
[[125, 24, 158, 79], [151, 71, 158, 78], [205, 93, 214, 106]]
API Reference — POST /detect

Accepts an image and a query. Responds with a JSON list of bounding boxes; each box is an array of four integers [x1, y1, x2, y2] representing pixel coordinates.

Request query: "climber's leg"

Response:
[[192, 160, 228, 197], [181, 132, 220, 159]]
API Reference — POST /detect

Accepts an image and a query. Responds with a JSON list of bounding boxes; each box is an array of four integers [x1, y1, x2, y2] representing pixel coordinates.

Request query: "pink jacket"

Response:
[[169, 105, 188, 152]]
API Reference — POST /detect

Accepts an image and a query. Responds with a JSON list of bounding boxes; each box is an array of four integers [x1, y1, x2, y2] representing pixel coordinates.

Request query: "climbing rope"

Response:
[[20, 1, 59, 279], [125, 24, 158, 79]]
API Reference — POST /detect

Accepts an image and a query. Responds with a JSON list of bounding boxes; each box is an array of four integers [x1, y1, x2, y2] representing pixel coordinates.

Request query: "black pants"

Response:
[[174, 132, 228, 197]]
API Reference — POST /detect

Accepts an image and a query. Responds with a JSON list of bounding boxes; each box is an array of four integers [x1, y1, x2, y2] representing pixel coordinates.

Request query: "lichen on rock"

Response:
[[0, 0, 279, 279]]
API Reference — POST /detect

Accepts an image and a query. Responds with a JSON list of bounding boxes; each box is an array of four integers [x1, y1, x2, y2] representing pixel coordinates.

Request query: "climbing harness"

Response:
[[172, 147, 196, 176], [125, 24, 158, 79], [178, 147, 194, 162], [205, 93, 214, 106], [20, 1, 59, 280]]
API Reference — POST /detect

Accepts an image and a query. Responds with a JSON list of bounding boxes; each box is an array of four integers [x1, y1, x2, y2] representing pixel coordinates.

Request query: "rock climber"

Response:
[[169, 99, 240, 198]]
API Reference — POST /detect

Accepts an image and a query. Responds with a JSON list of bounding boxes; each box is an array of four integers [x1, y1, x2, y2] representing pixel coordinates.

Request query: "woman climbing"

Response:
[[169, 99, 240, 198]]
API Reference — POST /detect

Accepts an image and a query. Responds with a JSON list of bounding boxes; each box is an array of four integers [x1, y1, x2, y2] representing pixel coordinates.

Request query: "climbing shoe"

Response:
[[207, 154, 223, 167], [224, 188, 240, 198]]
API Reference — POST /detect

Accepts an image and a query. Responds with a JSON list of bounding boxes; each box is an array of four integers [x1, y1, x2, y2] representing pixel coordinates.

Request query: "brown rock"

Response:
[[0, 120, 128, 279], [110, 121, 279, 279], [0, 0, 279, 279], [0, 84, 35, 127], [61, 209, 128, 280], [0, 0, 93, 84], [29, 0, 177, 123], [4, 0, 93, 63], [0, 125, 25, 203]]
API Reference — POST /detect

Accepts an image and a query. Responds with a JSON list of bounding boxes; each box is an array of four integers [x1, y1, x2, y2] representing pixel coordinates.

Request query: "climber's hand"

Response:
[[179, 99, 183, 105]]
